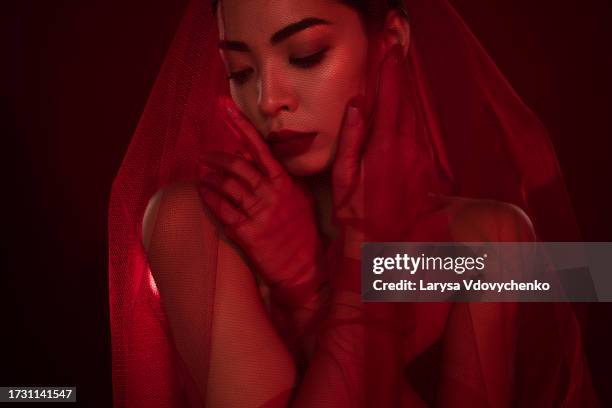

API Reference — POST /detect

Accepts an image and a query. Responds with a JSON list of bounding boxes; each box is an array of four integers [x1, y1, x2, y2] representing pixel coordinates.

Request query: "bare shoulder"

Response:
[[432, 194, 536, 242], [141, 181, 255, 277], [142, 181, 212, 253]]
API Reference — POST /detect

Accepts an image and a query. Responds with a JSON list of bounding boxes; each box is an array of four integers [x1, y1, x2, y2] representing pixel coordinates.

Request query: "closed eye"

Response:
[[226, 67, 254, 85], [227, 47, 329, 84], [289, 47, 329, 68]]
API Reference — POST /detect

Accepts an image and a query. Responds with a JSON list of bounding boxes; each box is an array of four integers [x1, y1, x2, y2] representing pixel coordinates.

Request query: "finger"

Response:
[[371, 45, 403, 145], [198, 183, 246, 227], [220, 96, 285, 179], [332, 100, 366, 205], [397, 95, 416, 140], [199, 150, 266, 191], [200, 171, 260, 216]]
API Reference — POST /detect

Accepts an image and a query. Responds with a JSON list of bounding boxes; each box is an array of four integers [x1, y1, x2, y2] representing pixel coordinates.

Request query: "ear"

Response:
[[360, 10, 411, 126], [381, 9, 411, 59]]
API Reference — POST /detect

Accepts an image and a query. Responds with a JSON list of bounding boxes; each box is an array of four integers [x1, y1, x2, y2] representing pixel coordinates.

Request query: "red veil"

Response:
[[108, 0, 598, 406]]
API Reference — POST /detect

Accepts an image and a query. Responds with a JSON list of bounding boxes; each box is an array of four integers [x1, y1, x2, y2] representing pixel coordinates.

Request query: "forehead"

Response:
[[217, 0, 356, 40]]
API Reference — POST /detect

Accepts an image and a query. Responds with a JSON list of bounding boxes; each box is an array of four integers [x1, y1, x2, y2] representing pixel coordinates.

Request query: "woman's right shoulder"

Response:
[[413, 193, 536, 243], [435, 194, 536, 242], [142, 181, 218, 254]]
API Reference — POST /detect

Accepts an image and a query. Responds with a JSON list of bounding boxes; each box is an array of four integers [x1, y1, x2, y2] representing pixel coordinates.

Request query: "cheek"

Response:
[[229, 85, 266, 134], [302, 47, 368, 140], [281, 49, 367, 175]]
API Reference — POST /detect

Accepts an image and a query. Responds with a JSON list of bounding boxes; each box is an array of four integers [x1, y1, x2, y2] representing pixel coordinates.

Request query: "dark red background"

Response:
[[3, 1, 611, 407]]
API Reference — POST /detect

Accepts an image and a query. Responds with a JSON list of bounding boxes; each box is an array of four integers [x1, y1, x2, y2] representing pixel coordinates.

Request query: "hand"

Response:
[[198, 97, 325, 305], [332, 45, 427, 248]]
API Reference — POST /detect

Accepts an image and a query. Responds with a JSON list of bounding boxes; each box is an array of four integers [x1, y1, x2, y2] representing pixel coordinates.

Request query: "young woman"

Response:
[[109, 0, 597, 406]]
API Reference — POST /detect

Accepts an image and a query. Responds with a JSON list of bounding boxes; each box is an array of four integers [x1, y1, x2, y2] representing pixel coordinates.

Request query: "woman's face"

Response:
[[216, 0, 369, 176]]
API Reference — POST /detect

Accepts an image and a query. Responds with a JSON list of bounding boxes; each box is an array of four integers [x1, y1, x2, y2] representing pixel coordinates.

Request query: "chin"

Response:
[[281, 150, 333, 177]]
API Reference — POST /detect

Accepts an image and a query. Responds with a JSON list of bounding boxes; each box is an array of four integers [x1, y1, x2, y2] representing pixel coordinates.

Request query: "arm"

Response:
[[143, 182, 297, 407], [197, 99, 332, 376], [437, 200, 535, 408], [290, 289, 365, 408]]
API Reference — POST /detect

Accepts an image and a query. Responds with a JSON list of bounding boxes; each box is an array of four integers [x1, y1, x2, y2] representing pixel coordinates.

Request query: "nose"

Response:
[[257, 65, 298, 118]]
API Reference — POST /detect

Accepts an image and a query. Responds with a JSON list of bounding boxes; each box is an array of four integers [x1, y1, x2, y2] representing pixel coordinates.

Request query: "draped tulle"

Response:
[[109, 0, 598, 406]]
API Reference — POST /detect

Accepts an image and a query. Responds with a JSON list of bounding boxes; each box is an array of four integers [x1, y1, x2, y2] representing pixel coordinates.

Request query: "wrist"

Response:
[[268, 249, 328, 308], [341, 225, 364, 260]]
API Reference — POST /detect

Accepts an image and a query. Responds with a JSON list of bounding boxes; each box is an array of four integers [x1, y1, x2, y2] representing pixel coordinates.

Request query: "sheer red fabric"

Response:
[[109, 0, 598, 406]]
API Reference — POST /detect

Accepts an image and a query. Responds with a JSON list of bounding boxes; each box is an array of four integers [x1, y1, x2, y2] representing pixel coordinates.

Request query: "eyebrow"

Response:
[[218, 17, 331, 52]]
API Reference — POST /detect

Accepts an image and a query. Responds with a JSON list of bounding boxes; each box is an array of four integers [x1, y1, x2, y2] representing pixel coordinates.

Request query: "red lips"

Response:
[[267, 130, 318, 159]]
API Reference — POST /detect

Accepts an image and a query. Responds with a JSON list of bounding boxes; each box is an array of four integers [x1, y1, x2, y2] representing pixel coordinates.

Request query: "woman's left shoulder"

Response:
[[429, 194, 536, 242]]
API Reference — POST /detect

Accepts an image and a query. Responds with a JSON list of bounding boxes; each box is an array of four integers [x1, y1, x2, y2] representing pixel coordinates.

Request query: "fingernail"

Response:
[[385, 44, 404, 65], [346, 106, 360, 127], [198, 163, 216, 177], [348, 94, 365, 110], [235, 149, 254, 161], [224, 100, 238, 118], [218, 96, 234, 116]]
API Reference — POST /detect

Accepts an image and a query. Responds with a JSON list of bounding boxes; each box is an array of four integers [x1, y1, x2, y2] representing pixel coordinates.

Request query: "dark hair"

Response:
[[211, 0, 407, 30]]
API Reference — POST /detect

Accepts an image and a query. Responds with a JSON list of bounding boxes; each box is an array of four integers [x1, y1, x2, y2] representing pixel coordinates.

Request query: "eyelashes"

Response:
[[227, 47, 330, 85], [226, 68, 253, 85], [289, 46, 330, 68]]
